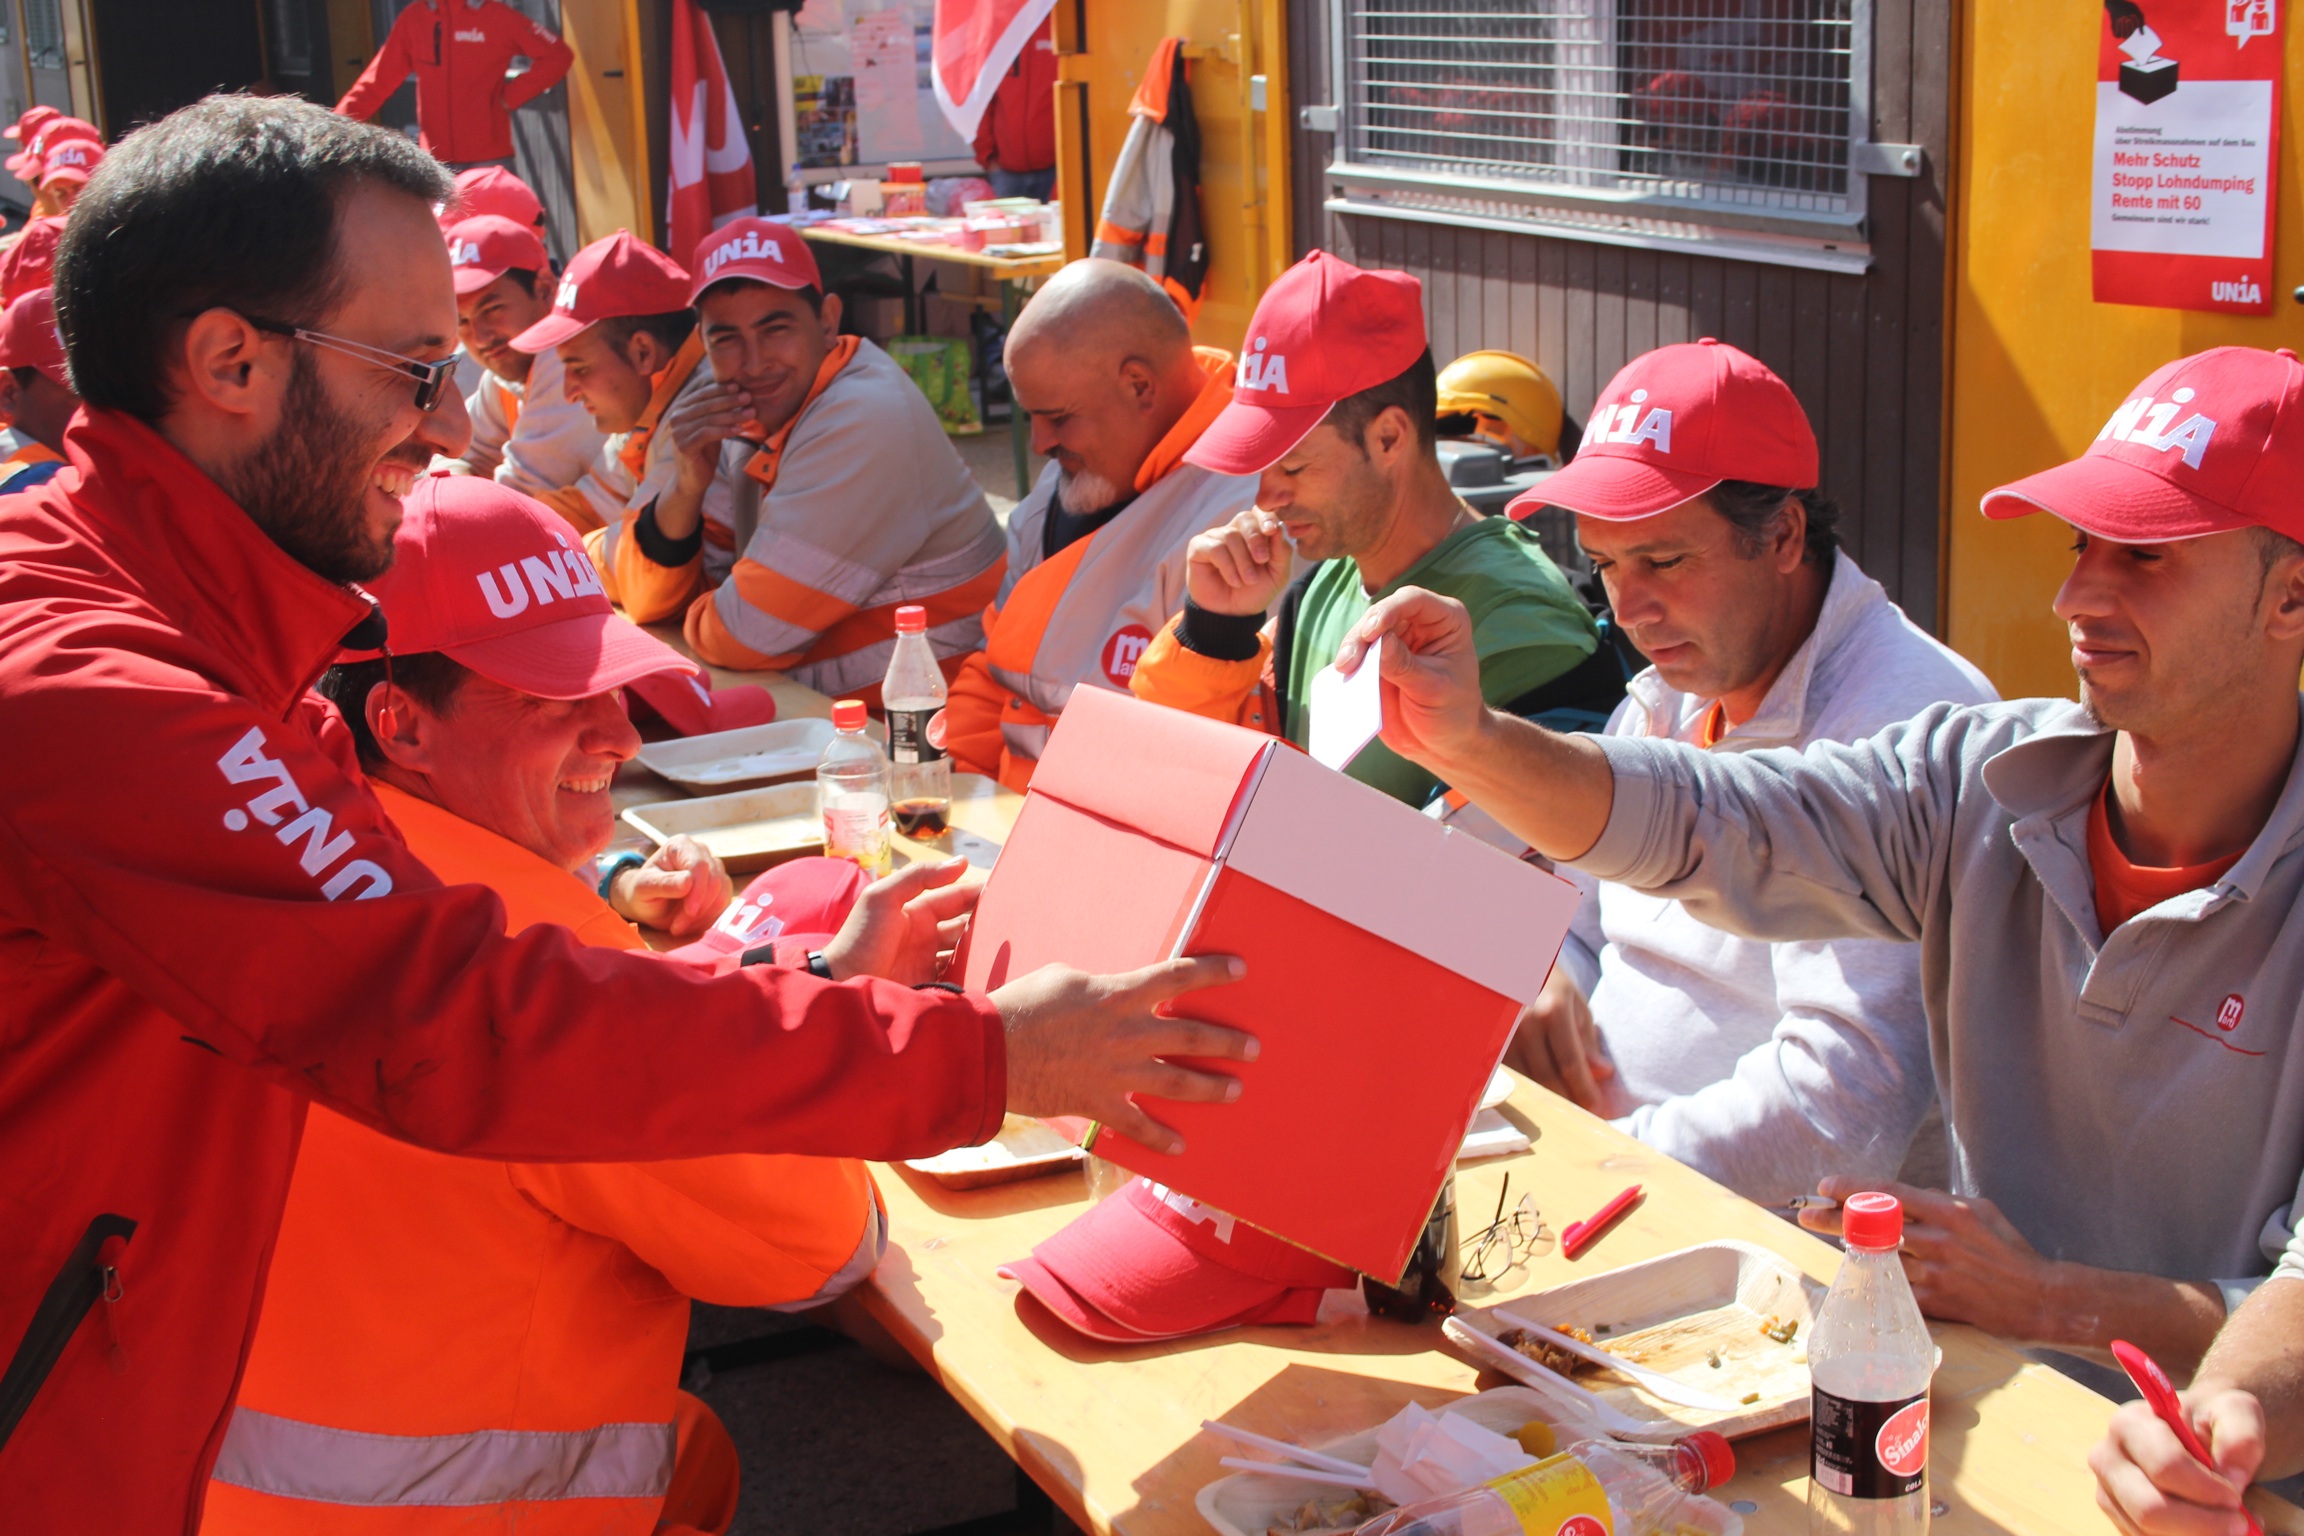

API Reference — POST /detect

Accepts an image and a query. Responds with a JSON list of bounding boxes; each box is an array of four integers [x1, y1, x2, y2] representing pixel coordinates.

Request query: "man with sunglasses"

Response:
[[0, 94, 1256, 1530]]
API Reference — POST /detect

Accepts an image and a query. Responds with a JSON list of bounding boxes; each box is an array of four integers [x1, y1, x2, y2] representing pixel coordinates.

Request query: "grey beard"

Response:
[[1056, 467, 1128, 517]]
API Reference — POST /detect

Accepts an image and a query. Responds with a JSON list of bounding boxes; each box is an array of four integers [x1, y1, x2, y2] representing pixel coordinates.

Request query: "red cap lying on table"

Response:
[[345, 473, 772, 734], [1001, 1177, 1355, 1343]]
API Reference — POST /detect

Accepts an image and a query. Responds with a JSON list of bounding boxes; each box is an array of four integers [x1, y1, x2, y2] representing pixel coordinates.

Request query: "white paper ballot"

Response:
[[1307, 638, 1385, 771], [2120, 24, 2164, 64]]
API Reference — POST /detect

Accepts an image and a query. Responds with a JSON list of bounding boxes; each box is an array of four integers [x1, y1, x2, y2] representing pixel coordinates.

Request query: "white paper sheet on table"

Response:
[[1306, 638, 1385, 772]]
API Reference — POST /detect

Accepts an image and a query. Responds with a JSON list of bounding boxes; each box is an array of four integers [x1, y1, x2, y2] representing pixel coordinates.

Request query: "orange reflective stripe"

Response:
[[983, 533, 1090, 680], [499, 378, 522, 436], [1094, 219, 1146, 247], [807, 559, 1006, 667], [537, 483, 607, 535], [744, 336, 860, 492], [684, 589, 801, 671], [1133, 347, 1235, 492], [611, 510, 704, 623], [939, 642, 1013, 779], [727, 559, 861, 639], [1143, 232, 1169, 257]]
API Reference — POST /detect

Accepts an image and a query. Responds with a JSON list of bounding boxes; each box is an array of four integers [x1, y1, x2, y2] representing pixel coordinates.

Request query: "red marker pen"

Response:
[[1560, 1184, 1642, 1259]]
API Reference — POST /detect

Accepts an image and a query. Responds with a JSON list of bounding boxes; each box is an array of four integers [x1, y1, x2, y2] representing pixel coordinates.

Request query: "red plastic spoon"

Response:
[[2110, 1338, 2263, 1536]]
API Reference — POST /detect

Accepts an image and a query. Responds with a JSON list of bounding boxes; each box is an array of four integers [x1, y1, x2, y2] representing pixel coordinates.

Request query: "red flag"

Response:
[[931, 0, 1058, 143], [668, 0, 757, 263]]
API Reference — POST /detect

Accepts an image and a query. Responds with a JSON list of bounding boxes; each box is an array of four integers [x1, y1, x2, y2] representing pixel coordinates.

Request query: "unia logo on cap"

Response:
[[2097, 386, 2218, 469], [555, 276, 581, 312], [1236, 335, 1290, 394], [450, 238, 483, 267], [1149, 1182, 1238, 1243], [47, 143, 87, 168], [702, 228, 787, 282], [1585, 387, 1674, 452]]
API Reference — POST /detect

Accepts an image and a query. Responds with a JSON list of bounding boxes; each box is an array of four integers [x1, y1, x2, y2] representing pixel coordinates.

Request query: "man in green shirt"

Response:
[[1128, 250, 1610, 804]]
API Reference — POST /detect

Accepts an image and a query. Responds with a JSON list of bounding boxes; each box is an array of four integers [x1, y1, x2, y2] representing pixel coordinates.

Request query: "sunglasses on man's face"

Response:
[[242, 315, 458, 413]]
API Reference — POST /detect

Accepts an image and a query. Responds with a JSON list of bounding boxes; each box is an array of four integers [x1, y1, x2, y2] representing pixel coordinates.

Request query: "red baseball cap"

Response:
[[445, 214, 550, 296], [999, 1177, 1354, 1342], [15, 117, 97, 181], [444, 165, 546, 232], [351, 473, 700, 700], [666, 856, 865, 965], [1186, 251, 1428, 476], [624, 668, 779, 737], [0, 217, 62, 307], [1981, 348, 2304, 545], [511, 230, 690, 353], [0, 286, 67, 385], [688, 216, 824, 304], [4, 106, 57, 143], [36, 137, 101, 188], [1509, 339, 1818, 522]]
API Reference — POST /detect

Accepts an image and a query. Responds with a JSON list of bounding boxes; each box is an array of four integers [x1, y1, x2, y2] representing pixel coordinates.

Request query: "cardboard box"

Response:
[[961, 687, 1577, 1280]]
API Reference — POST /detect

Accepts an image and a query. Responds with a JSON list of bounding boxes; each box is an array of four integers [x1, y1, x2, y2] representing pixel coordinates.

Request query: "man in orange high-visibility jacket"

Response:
[[203, 474, 912, 1535], [942, 259, 1254, 790], [581, 219, 1006, 705]]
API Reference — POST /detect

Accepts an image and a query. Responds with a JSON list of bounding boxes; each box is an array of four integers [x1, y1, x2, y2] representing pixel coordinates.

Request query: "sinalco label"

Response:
[[1812, 1389, 1928, 1499], [888, 707, 945, 766], [1486, 1453, 1614, 1536]]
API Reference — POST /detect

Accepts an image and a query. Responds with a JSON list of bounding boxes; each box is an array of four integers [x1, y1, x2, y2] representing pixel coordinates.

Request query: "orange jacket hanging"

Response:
[[201, 783, 882, 1536]]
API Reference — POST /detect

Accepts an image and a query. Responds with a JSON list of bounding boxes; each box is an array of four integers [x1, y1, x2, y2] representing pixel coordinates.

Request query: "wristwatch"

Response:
[[596, 850, 648, 900], [805, 950, 836, 980]]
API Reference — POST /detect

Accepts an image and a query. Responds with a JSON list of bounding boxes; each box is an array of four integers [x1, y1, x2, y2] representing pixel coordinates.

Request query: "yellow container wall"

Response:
[[1949, 3, 2304, 699]]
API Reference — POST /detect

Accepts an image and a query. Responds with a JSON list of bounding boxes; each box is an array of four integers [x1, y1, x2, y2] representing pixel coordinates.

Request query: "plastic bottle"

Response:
[[1361, 1176, 1461, 1322], [1808, 1192, 1934, 1536], [817, 699, 892, 877], [786, 163, 809, 215], [883, 604, 951, 838], [1355, 1433, 1738, 1536]]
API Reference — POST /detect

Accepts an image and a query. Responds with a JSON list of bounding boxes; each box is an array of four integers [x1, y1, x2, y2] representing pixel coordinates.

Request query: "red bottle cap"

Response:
[[895, 604, 927, 634], [832, 699, 867, 731], [1683, 1430, 1736, 1491], [1841, 1191, 1903, 1251]]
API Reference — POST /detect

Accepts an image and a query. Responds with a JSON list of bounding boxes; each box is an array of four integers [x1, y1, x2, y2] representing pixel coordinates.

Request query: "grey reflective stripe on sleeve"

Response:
[[211, 1405, 674, 1507], [768, 1199, 888, 1313]]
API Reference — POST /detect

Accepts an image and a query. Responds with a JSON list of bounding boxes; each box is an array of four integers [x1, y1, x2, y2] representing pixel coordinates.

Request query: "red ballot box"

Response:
[[961, 687, 1578, 1281]]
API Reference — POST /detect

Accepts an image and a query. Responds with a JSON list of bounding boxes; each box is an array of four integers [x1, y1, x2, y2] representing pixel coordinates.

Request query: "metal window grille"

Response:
[[1327, 0, 1879, 271], [22, 0, 62, 72]]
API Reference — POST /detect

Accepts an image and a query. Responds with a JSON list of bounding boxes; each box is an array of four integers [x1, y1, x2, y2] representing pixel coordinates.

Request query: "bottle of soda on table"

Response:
[[818, 698, 892, 878], [1808, 1192, 1934, 1536], [1354, 1431, 1737, 1536], [884, 603, 951, 838]]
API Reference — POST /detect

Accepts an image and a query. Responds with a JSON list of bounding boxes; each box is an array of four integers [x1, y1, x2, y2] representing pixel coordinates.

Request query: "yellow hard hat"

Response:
[[1435, 350, 1564, 460]]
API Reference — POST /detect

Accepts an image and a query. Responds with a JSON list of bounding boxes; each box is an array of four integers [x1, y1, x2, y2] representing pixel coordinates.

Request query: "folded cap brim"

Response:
[[1184, 397, 1333, 476], [452, 265, 511, 295], [510, 312, 593, 354], [443, 608, 697, 700], [1980, 453, 2252, 542], [626, 672, 778, 736], [1507, 454, 1721, 522]]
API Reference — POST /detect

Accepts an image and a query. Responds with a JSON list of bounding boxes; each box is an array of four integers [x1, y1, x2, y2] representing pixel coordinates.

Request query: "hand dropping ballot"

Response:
[[958, 686, 1580, 1279], [1307, 637, 1385, 771]]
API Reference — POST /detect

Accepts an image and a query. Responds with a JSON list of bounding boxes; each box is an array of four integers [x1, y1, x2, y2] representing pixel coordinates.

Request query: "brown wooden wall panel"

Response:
[[1284, 0, 1953, 631]]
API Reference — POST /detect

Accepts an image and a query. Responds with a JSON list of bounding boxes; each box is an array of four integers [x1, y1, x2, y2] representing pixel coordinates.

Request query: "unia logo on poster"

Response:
[[1877, 1399, 1930, 1479]]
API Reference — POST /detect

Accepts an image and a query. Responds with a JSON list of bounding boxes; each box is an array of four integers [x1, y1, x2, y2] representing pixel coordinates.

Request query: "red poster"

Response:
[[2092, 1, 2283, 315]]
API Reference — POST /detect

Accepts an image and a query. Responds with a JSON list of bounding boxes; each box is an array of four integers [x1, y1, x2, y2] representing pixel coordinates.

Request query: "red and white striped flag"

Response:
[[931, 0, 1058, 143], [668, 0, 757, 263]]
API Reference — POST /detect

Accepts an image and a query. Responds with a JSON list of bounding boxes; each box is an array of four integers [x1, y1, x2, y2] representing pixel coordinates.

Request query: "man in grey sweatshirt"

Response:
[[1344, 344, 2304, 1378]]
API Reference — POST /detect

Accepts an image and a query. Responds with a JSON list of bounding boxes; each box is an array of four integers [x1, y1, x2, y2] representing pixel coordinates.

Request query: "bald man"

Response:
[[944, 260, 1256, 788]]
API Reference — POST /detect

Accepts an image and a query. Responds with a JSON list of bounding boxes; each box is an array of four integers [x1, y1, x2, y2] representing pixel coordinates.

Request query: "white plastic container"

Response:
[[1807, 1192, 1934, 1536], [883, 604, 951, 838], [1353, 1433, 1738, 1536], [816, 698, 892, 877]]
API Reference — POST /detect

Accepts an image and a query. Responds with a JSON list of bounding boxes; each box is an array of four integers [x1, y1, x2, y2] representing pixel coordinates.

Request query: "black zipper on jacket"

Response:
[[0, 1214, 136, 1455]]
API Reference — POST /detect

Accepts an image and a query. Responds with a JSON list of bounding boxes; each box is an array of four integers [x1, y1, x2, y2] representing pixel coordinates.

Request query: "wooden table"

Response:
[[799, 224, 1065, 498]]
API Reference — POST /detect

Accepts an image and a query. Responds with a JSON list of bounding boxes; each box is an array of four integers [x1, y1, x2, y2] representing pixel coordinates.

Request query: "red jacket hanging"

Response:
[[0, 408, 1004, 1531], [337, 0, 574, 166]]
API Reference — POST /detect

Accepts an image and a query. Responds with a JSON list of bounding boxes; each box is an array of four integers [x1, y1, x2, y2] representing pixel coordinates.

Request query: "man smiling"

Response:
[[585, 218, 1005, 702], [1345, 345, 2304, 1381], [438, 213, 604, 500], [0, 97, 1256, 1528]]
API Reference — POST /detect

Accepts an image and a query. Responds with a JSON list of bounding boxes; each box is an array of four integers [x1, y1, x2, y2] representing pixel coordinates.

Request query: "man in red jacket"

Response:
[[0, 94, 1252, 1531], [337, 0, 574, 167], [973, 17, 1058, 200]]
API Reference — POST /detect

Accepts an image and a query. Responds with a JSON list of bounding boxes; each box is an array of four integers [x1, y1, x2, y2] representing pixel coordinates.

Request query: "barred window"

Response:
[[23, 0, 62, 72], [1326, 0, 1887, 272]]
